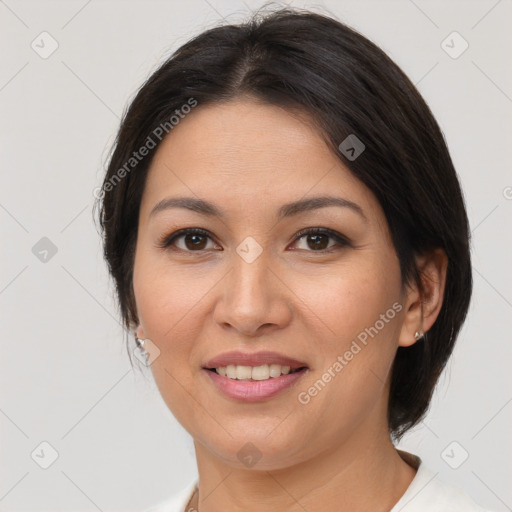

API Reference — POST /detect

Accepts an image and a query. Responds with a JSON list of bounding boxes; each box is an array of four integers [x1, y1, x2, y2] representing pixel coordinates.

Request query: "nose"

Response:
[[213, 251, 292, 338]]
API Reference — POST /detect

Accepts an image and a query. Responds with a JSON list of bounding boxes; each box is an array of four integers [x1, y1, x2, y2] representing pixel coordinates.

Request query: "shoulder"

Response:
[[143, 479, 197, 512], [392, 453, 494, 512]]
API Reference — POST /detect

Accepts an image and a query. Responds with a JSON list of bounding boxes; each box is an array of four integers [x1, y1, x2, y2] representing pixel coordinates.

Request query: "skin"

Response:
[[133, 97, 447, 512]]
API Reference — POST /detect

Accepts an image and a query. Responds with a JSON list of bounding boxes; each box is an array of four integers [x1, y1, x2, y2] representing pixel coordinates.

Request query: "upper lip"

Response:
[[203, 351, 308, 370]]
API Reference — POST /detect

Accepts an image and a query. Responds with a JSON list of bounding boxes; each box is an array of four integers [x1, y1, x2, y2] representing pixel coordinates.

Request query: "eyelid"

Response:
[[156, 227, 220, 250], [291, 227, 352, 250], [157, 226, 351, 252]]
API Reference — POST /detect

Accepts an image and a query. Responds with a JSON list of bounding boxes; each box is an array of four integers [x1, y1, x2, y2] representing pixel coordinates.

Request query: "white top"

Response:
[[144, 451, 493, 512]]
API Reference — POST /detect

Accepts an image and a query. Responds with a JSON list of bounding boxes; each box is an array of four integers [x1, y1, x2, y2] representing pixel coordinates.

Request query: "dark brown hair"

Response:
[[96, 7, 472, 440]]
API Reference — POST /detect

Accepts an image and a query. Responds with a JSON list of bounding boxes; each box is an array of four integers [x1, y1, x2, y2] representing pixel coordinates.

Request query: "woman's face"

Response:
[[133, 97, 413, 469]]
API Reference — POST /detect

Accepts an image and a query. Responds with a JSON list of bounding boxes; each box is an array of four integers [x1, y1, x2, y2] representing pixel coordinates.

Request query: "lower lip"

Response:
[[202, 368, 308, 402]]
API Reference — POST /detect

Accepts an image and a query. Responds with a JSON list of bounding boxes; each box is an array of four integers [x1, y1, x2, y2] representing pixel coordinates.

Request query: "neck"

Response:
[[190, 421, 416, 512]]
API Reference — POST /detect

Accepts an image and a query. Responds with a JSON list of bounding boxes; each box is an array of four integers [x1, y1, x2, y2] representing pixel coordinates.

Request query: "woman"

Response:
[[96, 7, 491, 512]]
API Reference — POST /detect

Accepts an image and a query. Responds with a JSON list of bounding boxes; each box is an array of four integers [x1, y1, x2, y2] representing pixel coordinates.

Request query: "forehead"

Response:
[[140, 98, 377, 220]]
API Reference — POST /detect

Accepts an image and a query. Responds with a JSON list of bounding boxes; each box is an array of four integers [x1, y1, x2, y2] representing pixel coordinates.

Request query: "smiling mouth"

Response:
[[206, 364, 308, 381]]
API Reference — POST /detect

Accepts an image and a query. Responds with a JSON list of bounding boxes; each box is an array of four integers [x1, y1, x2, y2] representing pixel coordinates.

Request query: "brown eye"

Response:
[[182, 233, 208, 250], [305, 233, 329, 250], [157, 228, 219, 252], [292, 228, 351, 252]]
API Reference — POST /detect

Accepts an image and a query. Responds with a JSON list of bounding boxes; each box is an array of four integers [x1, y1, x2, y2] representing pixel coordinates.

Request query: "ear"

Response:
[[134, 324, 146, 340], [398, 248, 448, 348]]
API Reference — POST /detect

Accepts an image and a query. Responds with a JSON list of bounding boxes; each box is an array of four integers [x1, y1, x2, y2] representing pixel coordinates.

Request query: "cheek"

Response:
[[133, 250, 211, 348], [293, 253, 403, 406], [293, 255, 403, 349], [132, 244, 231, 392], [291, 275, 402, 442], [132, 249, 215, 425]]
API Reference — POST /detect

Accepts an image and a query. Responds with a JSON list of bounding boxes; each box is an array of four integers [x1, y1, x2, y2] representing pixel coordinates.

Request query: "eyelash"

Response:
[[156, 227, 351, 253]]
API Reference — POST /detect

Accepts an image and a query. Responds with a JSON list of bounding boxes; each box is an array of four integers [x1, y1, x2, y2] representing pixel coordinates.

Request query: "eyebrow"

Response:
[[149, 195, 367, 222]]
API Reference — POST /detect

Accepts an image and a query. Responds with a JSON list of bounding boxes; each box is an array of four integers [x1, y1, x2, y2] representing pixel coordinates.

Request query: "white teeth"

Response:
[[226, 365, 237, 379], [251, 365, 269, 381], [214, 364, 295, 380], [269, 363, 283, 378], [236, 365, 252, 380]]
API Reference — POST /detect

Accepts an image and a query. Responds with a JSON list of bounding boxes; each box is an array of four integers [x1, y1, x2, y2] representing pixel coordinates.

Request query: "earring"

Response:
[[135, 337, 150, 366], [134, 336, 161, 366], [414, 331, 423, 341], [135, 337, 147, 355]]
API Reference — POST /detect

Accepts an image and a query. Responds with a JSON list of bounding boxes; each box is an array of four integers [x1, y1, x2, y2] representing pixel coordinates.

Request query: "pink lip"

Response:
[[203, 350, 308, 370], [203, 367, 308, 402]]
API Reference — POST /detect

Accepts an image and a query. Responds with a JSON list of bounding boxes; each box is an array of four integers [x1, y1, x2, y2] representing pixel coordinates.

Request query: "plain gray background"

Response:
[[1, 0, 511, 510]]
